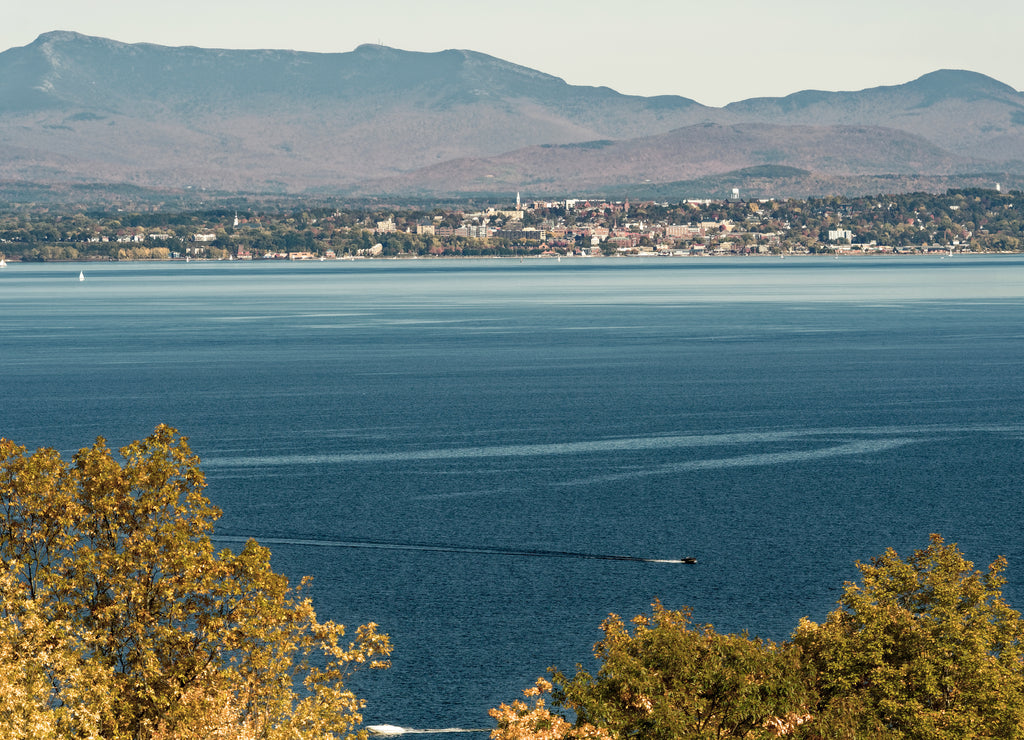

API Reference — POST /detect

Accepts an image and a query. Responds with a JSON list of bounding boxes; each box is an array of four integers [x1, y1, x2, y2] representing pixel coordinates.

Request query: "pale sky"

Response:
[[4, 0, 1022, 107]]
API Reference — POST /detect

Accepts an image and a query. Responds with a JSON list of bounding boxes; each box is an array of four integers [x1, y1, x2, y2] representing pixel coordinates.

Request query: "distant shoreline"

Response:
[[3, 251, 1022, 265]]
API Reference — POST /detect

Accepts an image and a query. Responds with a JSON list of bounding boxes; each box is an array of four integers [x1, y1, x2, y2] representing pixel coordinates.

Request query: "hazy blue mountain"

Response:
[[722, 69, 1024, 162], [1, 31, 1022, 196], [0, 31, 704, 119], [0, 31, 709, 191]]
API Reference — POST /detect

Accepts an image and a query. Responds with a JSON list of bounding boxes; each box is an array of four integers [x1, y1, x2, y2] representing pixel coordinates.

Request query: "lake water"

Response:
[[2, 256, 1023, 730]]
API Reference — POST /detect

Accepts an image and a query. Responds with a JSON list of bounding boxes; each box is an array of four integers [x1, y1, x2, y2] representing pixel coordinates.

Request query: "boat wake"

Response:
[[367, 726, 488, 735], [211, 535, 696, 564], [556, 437, 921, 486], [201, 423, 1020, 470]]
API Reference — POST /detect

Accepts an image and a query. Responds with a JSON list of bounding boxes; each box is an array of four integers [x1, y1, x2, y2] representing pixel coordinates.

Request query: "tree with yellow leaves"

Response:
[[0, 425, 389, 740], [794, 534, 1024, 739], [490, 678, 611, 740], [494, 601, 809, 740], [494, 537, 1024, 740]]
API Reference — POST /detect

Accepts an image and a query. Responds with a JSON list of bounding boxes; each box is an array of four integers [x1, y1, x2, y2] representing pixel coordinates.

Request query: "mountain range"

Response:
[[2, 31, 1024, 200]]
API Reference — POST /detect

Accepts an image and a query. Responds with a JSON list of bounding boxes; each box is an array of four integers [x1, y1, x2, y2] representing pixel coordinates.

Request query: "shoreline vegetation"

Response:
[[3, 251, 1020, 265], [4, 427, 1024, 738], [2, 188, 1023, 264]]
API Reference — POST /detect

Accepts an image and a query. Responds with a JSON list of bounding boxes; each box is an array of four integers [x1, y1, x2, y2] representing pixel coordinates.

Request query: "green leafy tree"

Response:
[[794, 534, 1024, 739], [549, 601, 810, 740], [0, 425, 390, 740]]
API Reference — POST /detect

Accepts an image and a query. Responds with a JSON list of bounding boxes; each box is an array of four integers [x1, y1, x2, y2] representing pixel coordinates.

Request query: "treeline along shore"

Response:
[[2, 188, 1023, 262]]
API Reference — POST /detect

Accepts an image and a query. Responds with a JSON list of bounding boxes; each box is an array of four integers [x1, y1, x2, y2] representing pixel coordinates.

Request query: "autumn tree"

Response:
[[0, 425, 390, 740], [540, 601, 809, 740], [794, 534, 1024, 739], [490, 678, 611, 740]]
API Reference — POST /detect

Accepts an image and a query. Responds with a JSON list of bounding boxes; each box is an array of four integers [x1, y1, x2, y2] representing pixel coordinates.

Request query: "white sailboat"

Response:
[[79, 270, 85, 281], [0, 258, 7, 268]]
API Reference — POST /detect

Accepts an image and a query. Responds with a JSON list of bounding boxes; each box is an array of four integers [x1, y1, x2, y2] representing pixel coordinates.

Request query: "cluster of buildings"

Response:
[[372, 197, 787, 256], [9, 189, 1016, 262]]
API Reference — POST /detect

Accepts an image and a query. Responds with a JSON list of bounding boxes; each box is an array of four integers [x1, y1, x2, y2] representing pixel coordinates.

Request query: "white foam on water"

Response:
[[644, 558, 692, 564], [200, 424, 1020, 469], [367, 728, 488, 735], [558, 437, 921, 486]]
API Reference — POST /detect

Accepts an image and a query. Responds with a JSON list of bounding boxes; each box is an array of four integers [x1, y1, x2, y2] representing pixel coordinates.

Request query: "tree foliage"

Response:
[[494, 537, 1024, 740], [539, 601, 809, 740], [0, 425, 390, 740], [794, 534, 1024, 739], [490, 678, 611, 740]]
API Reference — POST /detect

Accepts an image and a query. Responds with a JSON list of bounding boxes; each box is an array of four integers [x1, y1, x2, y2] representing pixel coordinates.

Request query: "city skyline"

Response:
[[4, 0, 1023, 107]]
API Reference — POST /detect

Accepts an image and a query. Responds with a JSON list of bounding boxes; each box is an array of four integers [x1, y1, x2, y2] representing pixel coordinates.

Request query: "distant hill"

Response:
[[361, 122, 977, 195], [721, 69, 1024, 163], [1, 31, 1023, 199]]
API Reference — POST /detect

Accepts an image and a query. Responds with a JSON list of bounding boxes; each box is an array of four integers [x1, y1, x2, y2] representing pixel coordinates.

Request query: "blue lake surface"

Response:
[[1, 256, 1023, 729]]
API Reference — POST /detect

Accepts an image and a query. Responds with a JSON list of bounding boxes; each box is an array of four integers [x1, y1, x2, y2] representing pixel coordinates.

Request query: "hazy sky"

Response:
[[4, 0, 1023, 107]]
